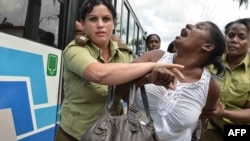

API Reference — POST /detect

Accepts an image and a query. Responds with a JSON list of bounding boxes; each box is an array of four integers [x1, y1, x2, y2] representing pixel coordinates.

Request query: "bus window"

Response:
[[0, 0, 60, 48], [114, 0, 122, 37], [121, 4, 128, 43], [38, 0, 60, 48], [128, 13, 135, 49], [0, 0, 28, 37]]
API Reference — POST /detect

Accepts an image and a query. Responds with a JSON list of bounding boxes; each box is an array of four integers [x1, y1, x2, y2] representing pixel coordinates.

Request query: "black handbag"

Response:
[[81, 82, 159, 141]]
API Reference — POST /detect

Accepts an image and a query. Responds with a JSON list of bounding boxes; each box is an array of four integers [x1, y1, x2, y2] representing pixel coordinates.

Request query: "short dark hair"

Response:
[[80, 0, 117, 22], [224, 18, 250, 34], [146, 34, 161, 44]]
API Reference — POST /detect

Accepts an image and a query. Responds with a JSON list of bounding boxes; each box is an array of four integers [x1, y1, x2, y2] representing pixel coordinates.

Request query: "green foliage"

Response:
[[130, 38, 142, 47]]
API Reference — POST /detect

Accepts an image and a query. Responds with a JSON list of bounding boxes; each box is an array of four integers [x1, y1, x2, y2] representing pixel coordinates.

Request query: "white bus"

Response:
[[0, 0, 146, 141]]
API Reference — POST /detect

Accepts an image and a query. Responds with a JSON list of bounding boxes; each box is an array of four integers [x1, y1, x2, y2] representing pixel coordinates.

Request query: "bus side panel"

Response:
[[0, 32, 62, 141]]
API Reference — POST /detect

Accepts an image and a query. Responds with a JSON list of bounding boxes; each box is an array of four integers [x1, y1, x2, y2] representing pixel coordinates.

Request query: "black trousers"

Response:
[[54, 126, 79, 141]]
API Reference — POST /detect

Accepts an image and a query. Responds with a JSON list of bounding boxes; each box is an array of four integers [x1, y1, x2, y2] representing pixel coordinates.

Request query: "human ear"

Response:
[[202, 43, 215, 52]]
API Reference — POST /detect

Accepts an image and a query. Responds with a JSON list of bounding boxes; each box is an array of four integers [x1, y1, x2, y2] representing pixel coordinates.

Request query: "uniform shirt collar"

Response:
[[89, 39, 120, 62], [223, 53, 250, 72]]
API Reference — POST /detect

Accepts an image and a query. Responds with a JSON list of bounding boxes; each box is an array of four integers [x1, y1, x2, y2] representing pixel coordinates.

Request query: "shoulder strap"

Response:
[[74, 35, 90, 46]]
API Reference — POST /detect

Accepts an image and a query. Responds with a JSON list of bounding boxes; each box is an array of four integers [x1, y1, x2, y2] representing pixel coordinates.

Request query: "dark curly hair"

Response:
[[80, 0, 117, 22]]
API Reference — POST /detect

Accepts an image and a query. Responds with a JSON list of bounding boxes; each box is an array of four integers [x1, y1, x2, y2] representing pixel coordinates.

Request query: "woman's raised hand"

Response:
[[146, 63, 185, 89]]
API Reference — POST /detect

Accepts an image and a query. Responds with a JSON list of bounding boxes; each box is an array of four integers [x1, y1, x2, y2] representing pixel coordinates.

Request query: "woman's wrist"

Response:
[[135, 74, 149, 87]]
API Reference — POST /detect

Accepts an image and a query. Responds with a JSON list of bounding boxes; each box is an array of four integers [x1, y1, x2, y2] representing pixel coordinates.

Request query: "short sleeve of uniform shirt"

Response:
[[63, 39, 133, 78], [63, 41, 99, 78]]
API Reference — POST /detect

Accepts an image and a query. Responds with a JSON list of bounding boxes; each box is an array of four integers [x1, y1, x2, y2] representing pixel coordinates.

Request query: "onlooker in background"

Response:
[[39, 31, 56, 47], [54, 0, 183, 141], [74, 21, 84, 37], [200, 18, 250, 141], [146, 33, 161, 51]]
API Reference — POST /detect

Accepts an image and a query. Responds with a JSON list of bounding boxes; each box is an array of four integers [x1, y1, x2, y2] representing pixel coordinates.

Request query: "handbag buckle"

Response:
[[129, 104, 138, 113], [95, 122, 106, 135]]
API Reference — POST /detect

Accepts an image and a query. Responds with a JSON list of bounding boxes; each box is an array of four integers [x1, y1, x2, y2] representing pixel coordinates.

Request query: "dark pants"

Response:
[[200, 128, 223, 141], [200, 120, 223, 141], [191, 127, 198, 141], [54, 126, 78, 141]]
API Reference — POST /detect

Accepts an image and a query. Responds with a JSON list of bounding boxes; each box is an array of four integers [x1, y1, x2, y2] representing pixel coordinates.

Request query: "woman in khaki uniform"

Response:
[[54, 0, 183, 141], [201, 18, 250, 141]]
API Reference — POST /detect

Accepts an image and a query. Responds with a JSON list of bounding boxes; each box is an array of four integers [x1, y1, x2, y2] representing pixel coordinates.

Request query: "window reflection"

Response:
[[114, 0, 122, 37], [0, 0, 60, 48], [0, 0, 27, 37], [128, 13, 135, 49], [134, 24, 139, 54], [39, 0, 60, 47], [121, 4, 128, 43], [138, 30, 143, 55], [0, 0, 146, 51]]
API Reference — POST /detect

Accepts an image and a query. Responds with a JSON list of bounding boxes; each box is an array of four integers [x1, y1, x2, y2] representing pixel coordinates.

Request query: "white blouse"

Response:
[[135, 52, 211, 141]]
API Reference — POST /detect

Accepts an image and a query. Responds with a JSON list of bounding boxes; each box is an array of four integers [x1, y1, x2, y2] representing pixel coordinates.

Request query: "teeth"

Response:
[[180, 29, 187, 37]]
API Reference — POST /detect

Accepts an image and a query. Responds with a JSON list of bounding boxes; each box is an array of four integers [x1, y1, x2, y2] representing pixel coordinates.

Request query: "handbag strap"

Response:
[[128, 81, 155, 131], [106, 82, 152, 117], [106, 85, 116, 112], [140, 85, 153, 121], [128, 81, 151, 120], [105, 82, 154, 129]]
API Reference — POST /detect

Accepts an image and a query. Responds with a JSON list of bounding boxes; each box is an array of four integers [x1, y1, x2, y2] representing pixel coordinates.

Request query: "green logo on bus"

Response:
[[47, 54, 58, 76]]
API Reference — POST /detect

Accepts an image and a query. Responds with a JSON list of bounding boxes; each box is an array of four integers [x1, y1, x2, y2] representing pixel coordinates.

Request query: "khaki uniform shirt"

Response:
[[208, 53, 250, 129], [60, 36, 133, 140]]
